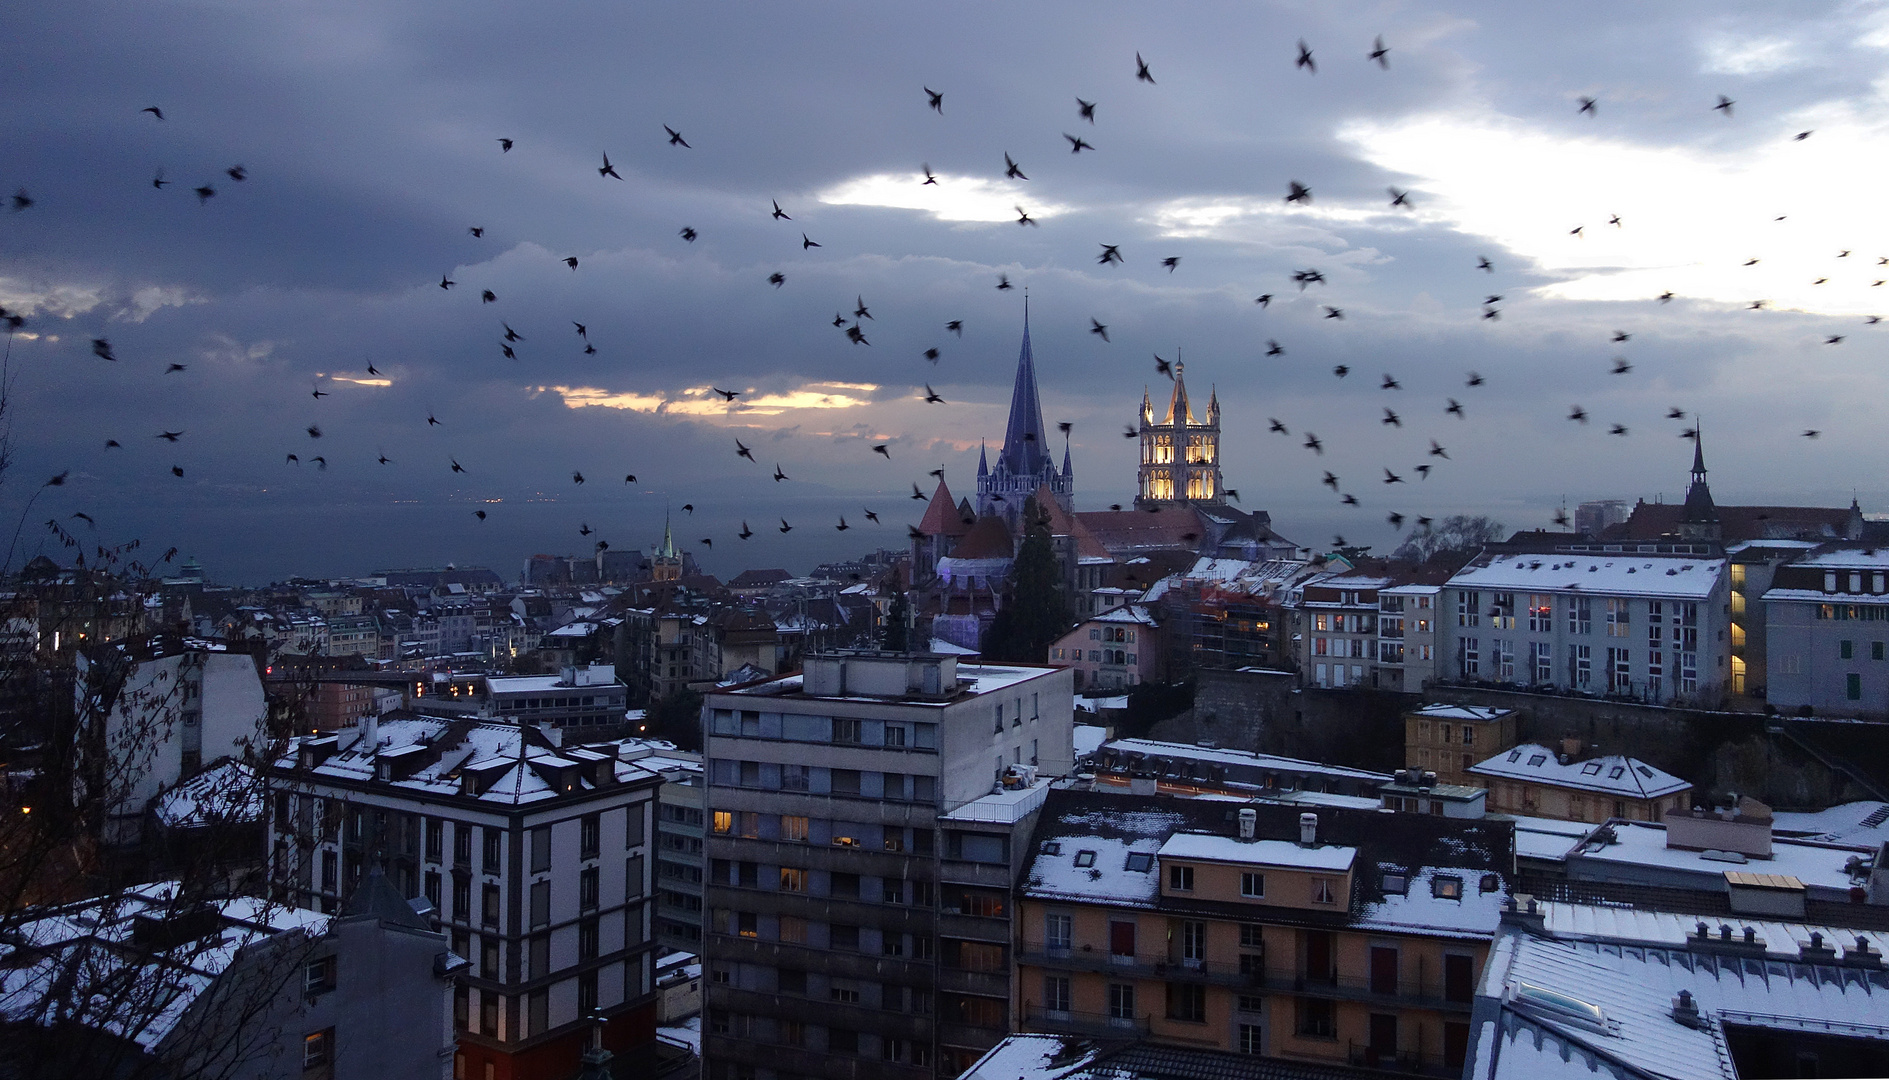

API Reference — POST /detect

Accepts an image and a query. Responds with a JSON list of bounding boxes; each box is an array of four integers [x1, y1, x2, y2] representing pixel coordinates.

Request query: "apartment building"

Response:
[[619, 741, 707, 954], [486, 662, 629, 732], [1403, 704, 1518, 788], [1047, 606, 1160, 690], [1375, 583, 1441, 691], [267, 713, 663, 1080], [75, 635, 268, 848], [1015, 792, 1511, 1073], [699, 650, 1075, 1080], [1440, 545, 1731, 704], [1467, 742, 1692, 823], [1294, 572, 1389, 688], [1763, 546, 1889, 717]]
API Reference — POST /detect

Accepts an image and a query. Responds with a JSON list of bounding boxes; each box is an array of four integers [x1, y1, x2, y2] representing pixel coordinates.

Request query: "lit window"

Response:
[[711, 811, 732, 835], [1432, 876, 1464, 900]]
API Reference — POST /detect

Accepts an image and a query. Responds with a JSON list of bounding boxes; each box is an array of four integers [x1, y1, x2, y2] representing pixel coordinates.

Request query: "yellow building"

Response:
[[1466, 742, 1692, 823], [1403, 703, 1519, 787], [1015, 792, 1507, 1073]]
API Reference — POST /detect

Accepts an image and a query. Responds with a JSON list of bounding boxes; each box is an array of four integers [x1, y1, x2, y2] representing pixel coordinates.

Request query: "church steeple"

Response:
[[652, 508, 683, 581], [1679, 425, 1720, 542], [1136, 354, 1223, 510], [978, 300, 1074, 527]]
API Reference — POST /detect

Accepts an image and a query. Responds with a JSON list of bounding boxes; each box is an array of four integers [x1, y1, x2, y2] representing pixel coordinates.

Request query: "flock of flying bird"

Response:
[[12, 33, 1884, 563]]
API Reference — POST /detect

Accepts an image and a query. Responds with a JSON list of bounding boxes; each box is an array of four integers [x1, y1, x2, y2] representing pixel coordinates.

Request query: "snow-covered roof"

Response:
[[1412, 702, 1514, 722], [1506, 814, 1595, 863], [1469, 744, 1690, 799], [1449, 552, 1726, 599], [1354, 864, 1508, 939], [1760, 587, 1886, 605], [1072, 724, 1108, 757], [1089, 605, 1156, 626], [0, 883, 329, 1051], [1570, 819, 1874, 894], [1476, 924, 1889, 1080], [1794, 547, 1889, 569], [153, 761, 263, 829], [1100, 737, 1393, 784], [1158, 832, 1357, 872], [1538, 902, 1889, 957], [1770, 801, 1889, 845], [275, 714, 657, 806]]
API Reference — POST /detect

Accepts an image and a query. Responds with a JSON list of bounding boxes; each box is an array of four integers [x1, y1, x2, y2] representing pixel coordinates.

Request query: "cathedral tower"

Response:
[[1135, 361, 1222, 508], [977, 302, 1074, 531]]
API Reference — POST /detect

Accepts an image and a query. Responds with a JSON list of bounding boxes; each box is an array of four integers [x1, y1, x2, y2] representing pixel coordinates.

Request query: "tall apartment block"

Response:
[[269, 713, 663, 1080], [700, 651, 1075, 1080]]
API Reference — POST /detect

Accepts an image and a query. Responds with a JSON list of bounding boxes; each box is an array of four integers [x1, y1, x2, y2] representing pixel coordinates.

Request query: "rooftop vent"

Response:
[[1239, 808, 1257, 840], [1299, 813, 1318, 847], [1671, 989, 1703, 1029]]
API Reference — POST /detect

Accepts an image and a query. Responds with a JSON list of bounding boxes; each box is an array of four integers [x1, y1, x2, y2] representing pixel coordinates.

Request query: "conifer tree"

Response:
[[981, 496, 1070, 661]]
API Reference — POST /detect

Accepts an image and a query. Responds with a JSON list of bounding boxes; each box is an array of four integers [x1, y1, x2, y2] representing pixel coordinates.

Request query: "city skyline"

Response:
[[4, 1, 1888, 583]]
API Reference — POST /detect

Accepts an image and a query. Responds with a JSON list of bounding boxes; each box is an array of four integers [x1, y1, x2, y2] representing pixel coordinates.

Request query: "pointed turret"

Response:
[[1061, 441, 1073, 480], [660, 512, 677, 559], [977, 441, 989, 477], [1141, 387, 1154, 426], [1679, 425, 1720, 541], [1163, 362, 1194, 425]]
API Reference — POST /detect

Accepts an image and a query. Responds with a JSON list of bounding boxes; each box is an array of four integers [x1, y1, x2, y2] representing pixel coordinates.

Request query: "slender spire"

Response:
[[1680, 422, 1717, 527], [1690, 422, 1706, 483], [659, 510, 677, 559], [1163, 360, 1192, 426], [999, 304, 1049, 476], [977, 440, 989, 476]]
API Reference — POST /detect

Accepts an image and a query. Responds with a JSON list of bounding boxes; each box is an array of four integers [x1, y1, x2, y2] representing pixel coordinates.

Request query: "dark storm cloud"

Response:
[[2, 0, 1886, 580]]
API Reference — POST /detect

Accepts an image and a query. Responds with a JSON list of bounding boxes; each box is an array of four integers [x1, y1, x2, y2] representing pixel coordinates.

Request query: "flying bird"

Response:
[[1333, 365, 1349, 378], [1255, 294, 1273, 308], [922, 164, 937, 185], [105, 440, 120, 448], [572, 471, 585, 484], [864, 509, 880, 523], [310, 385, 327, 398], [226, 165, 246, 182], [911, 484, 927, 500], [1303, 433, 1323, 454], [664, 125, 690, 148], [171, 466, 183, 477], [306, 425, 322, 439], [143, 106, 164, 120], [1667, 407, 1687, 419], [1384, 469, 1405, 484], [501, 344, 515, 360], [1369, 36, 1390, 68], [1715, 95, 1734, 116], [1388, 188, 1410, 207], [599, 153, 621, 179], [152, 169, 169, 189], [836, 517, 850, 531], [482, 290, 496, 303], [1154, 354, 1172, 379], [768, 273, 785, 288], [1477, 256, 1494, 273], [1803, 430, 1820, 438], [1269, 418, 1288, 434], [1004, 153, 1027, 180], [1612, 331, 1630, 342], [773, 464, 789, 482], [1286, 181, 1312, 204], [873, 444, 890, 459], [1098, 244, 1123, 265], [924, 384, 944, 404], [475, 510, 486, 521], [1447, 399, 1464, 417], [192, 185, 214, 204], [427, 413, 441, 426], [1380, 374, 1401, 390], [440, 276, 454, 290], [680, 226, 697, 242], [1341, 494, 1359, 506], [1568, 406, 1588, 424], [772, 200, 791, 220], [451, 458, 465, 473], [736, 440, 754, 461], [996, 274, 1013, 291], [1658, 291, 1675, 303], [1609, 425, 1629, 436], [1064, 133, 1094, 154], [498, 138, 513, 152], [712, 387, 739, 401], [779, 519, 793, 533], [1323, 306, 1344, 320], [502, 322, 523, 342], [802, 233, 820, 250], [624, 474, 636, 483], [1161, 257, 1180, 273], [579, 523, 592, 536], [1466, 372, 1484, 386], [1265, 340, 1284, 356], [738, 522, 753, 540], [1612, 358, 1632, 374], [1322, 472, 1340, 491], [1296, 40, 1316, 73], [946, 320, 963, 336], [1135, 53, 1155, 83], [1382, 409, 1401, 427], [1090, 319, 1110, 342], [1416, 464, 1432, 479], [923, 347, 940, 363], [564, 257, 579, 270], [1015, 206, 1035, 226], [925, 87, 944, 113], [1077, 98, 1096, 122], [92, 339, 117, 361]]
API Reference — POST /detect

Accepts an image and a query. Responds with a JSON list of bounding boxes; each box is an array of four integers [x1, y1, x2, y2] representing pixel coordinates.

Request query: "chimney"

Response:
[[1299, 813, 1318, 846], [362, 712, 379, 752], [1239, 808, 1257, 839], [1671, 990, 1703, 1029], [1560, 737, 1582, 760]]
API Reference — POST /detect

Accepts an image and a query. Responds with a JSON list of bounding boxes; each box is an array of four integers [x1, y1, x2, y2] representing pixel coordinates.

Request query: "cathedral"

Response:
[[1134, 362, 1223, 509], [975, 305, 1074, 530], [911, 305, 1298, 650]]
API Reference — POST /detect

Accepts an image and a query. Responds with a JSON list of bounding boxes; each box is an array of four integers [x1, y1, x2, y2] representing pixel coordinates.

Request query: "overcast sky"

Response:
[[4, 1, 1888, 584]]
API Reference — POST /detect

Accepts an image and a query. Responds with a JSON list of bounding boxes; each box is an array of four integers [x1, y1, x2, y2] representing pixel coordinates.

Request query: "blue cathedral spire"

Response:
[[978, 297, 1074, 527]]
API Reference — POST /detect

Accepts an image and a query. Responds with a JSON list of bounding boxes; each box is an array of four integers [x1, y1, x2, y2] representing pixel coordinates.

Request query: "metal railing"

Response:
[[1018, 950, 1474, 1011], [1023, 1005, 1151, 1037]]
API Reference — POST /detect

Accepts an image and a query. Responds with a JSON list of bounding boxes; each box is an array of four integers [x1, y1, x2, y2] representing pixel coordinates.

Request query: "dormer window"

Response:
[[1041, 841, 1062, 856], [1381, 873, 1408, 895], [1432, 876, 1464, 900], [1580, 763, 1602, 775], [1124, 852, 1153, 873], [1609, 766, 1625, 780], [1528, 754, 1548, 767]]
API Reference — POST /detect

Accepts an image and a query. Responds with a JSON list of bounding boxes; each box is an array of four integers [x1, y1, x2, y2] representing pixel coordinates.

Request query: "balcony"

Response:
[[1016, 951, 1473, 1013], [1023, 1005, 1150, 1038]]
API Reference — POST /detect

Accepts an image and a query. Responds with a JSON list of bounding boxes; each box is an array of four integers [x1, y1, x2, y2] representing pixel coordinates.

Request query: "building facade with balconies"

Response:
[[1015, 792, 1511, 1075], [267, 713, 663, 1080], [698, 651, 1075, 1080]]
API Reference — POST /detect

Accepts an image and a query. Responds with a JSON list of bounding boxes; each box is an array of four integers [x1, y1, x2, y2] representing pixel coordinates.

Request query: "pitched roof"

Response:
[[998, 313, 1051, 478], [950, 515, 1015, 560], [1469, 743, 1691, 799], [1033, 485, 1112, 560], [916, 478, 971, 536], [1611, 502, 1854, 542], [1076, 507, 1208, 556]]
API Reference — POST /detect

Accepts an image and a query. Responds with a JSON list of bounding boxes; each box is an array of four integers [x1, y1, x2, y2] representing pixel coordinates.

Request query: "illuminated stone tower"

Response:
[[1135, 361, 1223, 508], [651, 512, 683, 582]]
